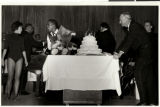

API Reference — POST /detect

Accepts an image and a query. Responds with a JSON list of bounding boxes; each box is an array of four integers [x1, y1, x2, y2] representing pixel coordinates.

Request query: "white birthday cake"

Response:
[[77, 34, 102, 55]]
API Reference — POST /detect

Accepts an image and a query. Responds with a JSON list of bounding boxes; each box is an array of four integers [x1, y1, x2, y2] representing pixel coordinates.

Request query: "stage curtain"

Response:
[[2, 6, 158, 48]]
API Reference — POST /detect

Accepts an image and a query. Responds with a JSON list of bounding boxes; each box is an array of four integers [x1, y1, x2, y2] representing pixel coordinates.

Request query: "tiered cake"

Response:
[[77, 34, 102, 55]]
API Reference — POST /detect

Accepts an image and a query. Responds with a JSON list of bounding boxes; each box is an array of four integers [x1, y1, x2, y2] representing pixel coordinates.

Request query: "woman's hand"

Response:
[[25, 60, 28, 67]]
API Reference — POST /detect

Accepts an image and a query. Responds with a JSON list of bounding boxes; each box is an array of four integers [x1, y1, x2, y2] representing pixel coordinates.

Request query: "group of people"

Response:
[[1, 18, 78, 99], [2, 22, 43, 99], [113, 12, 158, 105], [94, 13, 158, 105], [1, 12, 158, 105]]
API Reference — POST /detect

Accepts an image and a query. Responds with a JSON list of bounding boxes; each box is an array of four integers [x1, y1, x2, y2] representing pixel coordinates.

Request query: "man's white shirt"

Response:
[[47, 29, 59, 50]]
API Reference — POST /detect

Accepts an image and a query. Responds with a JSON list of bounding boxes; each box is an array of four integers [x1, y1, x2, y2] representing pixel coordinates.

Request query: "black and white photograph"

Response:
[[1, 5, 159, 106]]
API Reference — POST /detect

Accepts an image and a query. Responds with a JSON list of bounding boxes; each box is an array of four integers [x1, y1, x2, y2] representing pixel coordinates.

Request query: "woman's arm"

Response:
[[2, 35, 9, 66], [22, 51, 28, 67], [2, 49, 7, 66]]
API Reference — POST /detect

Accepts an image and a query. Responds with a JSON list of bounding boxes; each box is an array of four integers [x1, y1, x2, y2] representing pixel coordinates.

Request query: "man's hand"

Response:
[[113, 51, 124, 59], [113, 52, 120, 59]]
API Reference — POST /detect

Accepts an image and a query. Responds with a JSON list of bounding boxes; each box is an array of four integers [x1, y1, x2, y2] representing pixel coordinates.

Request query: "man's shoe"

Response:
[[20, 91, 30, 95]]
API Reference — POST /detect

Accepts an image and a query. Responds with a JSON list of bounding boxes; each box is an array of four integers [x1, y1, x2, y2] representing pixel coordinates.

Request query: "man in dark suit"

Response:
[[144, 21, 158, 104], [20, 24, 43, 95], [114, 12, 157, 105]]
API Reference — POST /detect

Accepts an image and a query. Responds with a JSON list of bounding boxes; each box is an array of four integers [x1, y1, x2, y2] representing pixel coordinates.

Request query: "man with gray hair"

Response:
[[114, 12, 158, 105]]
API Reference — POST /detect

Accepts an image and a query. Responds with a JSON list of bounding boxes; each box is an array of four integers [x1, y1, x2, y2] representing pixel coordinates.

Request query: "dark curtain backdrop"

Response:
[[2, 6, 158, 48]]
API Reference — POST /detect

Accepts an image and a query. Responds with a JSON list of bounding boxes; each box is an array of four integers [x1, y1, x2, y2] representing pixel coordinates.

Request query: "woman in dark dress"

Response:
[[2, 21, 28, 100], [95, 22, 116, 54]]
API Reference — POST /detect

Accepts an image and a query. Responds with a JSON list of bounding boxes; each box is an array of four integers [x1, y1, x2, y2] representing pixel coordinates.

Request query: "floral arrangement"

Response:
[[50, 25, 77, 55], [51, 40, 77, 55]]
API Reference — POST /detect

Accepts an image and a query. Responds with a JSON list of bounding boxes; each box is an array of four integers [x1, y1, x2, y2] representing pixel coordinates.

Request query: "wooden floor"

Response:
[[1, 82, 139, 105]]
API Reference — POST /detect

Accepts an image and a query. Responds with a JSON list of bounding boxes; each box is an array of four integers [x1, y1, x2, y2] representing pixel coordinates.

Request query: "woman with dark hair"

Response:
[[95, 22, 116, 54], [2, 21, 28, 100]]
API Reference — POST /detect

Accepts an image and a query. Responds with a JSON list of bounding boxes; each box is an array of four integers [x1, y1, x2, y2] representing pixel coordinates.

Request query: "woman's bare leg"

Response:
[[6, 58, 15, 98], [14, 58, 23, 97]]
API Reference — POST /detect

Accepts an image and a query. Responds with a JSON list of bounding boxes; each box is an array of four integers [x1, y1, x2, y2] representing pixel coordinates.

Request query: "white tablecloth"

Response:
[[43, 55, 121, 96]]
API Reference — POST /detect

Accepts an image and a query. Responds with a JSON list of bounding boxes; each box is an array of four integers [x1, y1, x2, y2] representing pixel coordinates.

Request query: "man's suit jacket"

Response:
[[23, 31, 43, 62], [117, 21, 152, 62]]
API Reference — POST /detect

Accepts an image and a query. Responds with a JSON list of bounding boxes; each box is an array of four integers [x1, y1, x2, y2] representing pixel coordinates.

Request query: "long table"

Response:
[[42, 55, 121, 104], [43, 55, 121, 94]]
